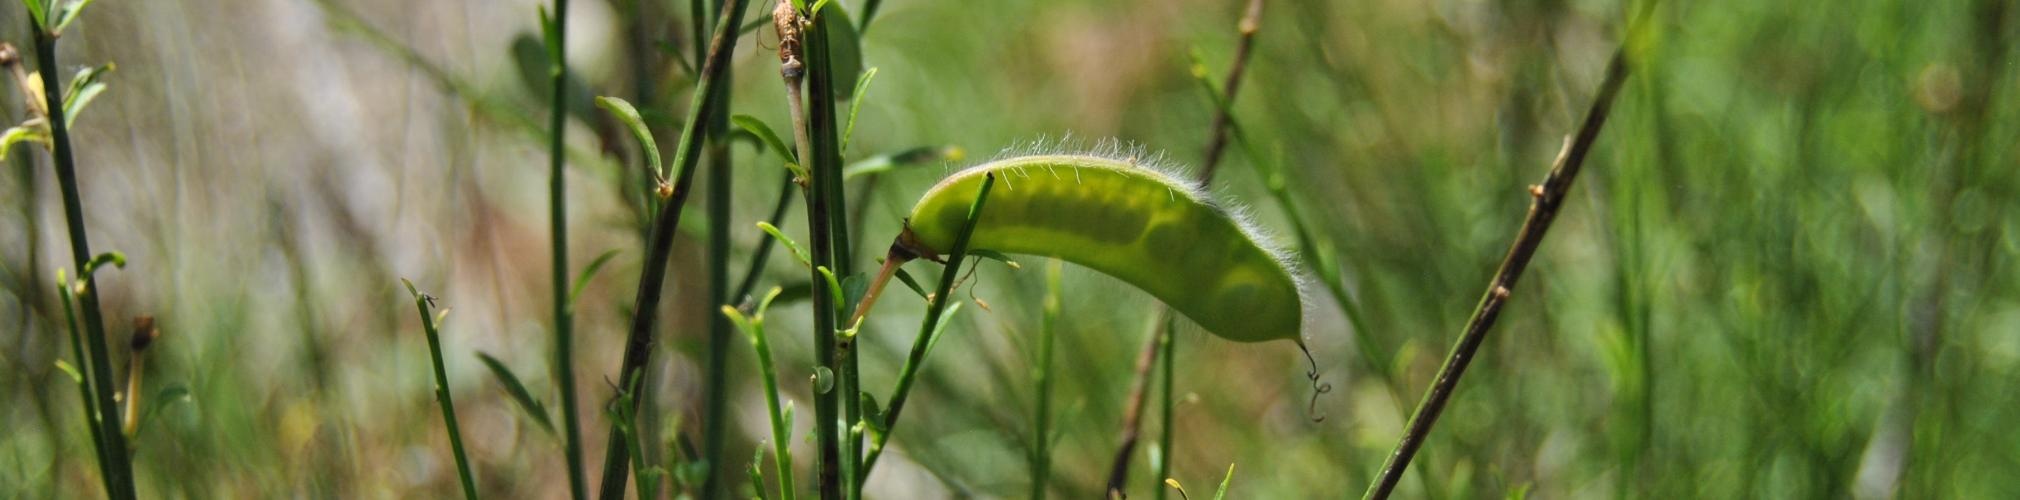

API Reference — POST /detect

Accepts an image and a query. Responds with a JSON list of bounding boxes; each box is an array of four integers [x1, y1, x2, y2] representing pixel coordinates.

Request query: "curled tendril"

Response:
[[1298, 342, 1333, 423]]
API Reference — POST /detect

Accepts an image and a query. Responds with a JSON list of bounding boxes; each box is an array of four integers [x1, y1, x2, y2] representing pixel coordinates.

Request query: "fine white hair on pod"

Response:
[[942, 137, 1313, 329]]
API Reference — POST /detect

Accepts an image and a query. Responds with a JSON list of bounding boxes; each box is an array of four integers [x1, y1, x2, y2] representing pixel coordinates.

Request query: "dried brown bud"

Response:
[[771, 0, 803, 73], [1528, 184, 1545, 198], [1492, 286, 1511, 300], [130, 316, 160, 352], [0, 44, 17, 66], [655, 181, 674, 199]]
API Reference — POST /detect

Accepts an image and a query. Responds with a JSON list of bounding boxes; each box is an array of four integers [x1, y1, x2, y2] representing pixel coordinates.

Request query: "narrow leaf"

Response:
[[1213, 463, 1235, 500], [842, 145, 962, 180], [596, 96, 664, 178], [1, 123, 51, 160], [475, 352, 556, 434], [62, 63, 113, 127], [22, 0, 48, 30], [891, 268, 929, 300], [53, 359, 83, 384], [732, 114, 800, 167], [567, 249, 624, 307], [924, 302, 963, 354], [757, 222, 812, 269], [50, 0, 97, 34], [842, 67, 878, 153]]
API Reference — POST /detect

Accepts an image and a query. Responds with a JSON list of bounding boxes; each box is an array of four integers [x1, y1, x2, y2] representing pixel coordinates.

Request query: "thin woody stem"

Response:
[[1105, 0, 1263, 495], [1362, 45, 1634, 500]]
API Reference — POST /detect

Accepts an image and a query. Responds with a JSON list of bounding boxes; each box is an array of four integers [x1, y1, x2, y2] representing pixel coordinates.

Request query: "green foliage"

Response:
[[474, 352, 555, 435], [597, 97, 664, 179]]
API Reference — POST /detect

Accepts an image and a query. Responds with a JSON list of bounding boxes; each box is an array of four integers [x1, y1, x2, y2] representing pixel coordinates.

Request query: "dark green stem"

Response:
[[703, 60, 736, 500], [546, 0, 586, 498], [32, 25, 135, 500], [860, 173, 998, 480], [1029, 260, 1062, 500], [408, 283, 479, 500], [57, 275, 111, 491], [598, 0, 751, 497]]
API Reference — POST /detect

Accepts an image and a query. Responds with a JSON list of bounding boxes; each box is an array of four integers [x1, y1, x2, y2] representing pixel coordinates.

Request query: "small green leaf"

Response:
[[82, 251, 125, 276], [840, 273, 870, 318], [858, 392, 886, 434], [537, 7, 561, 72], [842, 67, 878, 153], [1213, 462, 1235, 500], [757, 222, 812, 269], [62, 63, 113, 127], [50, 0, 96, 34], [924, 302, 963, 354], [597, 96, 664, 179], [746, 451, 770, 500], [475, 352, 555, 435], [892, 267, 929, 300], [1, 123, 52, 160], [754, 286, 784, 320], [771, 281, 813, 305], [22, 0, 49, 30], [53, 359, 83, 384], [400, 277, 420, 299], [817, 266, 846, 317], [567, 249, 623, 307], [842, 145, 962, 180], [731, 114, 801, 174]]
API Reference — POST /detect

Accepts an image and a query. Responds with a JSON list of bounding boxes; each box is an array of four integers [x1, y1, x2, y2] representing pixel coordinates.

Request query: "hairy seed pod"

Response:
[[903, 154, 1302, 343]]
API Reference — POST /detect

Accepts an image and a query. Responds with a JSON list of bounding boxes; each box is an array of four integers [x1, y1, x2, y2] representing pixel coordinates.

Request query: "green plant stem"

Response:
[[545, 0, 586, 498], [1362, 45, 1632, 500], [859, 173, 997, 480], [56, 274, 111, 490], [785, 3, 857, 498], [408, 284, 479, 500], [809, 9, 862, 498], [703, 131, 736, 500], [598, 0, 751, 497], [1152, 319, 1175, 500], [739, 292, 797, 500], [703, 1, 739, 495], [32, 26, 134, 500], [1029, 259, 1062, 500]]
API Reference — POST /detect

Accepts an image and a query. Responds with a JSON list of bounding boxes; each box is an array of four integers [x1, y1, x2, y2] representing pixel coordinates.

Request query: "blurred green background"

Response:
[[3, 0, 2016, 497]]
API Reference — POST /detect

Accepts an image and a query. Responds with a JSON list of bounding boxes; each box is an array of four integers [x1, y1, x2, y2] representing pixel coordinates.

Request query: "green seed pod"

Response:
[[902, 154, 1303, 343]]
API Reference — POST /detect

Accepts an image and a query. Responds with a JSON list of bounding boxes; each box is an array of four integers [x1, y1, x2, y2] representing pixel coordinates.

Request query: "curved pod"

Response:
[[905, 154, 1301, 343]]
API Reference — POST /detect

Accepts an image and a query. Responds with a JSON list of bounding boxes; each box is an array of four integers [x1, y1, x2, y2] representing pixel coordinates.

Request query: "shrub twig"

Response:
[[26, 23, 136, 499], [1106, 1, 1262, 495], [1362, 43, 1635, 500], [597, 0, 752, 496], [403, 280, 479, 500], [860, 174, 998, 479], [543, 0, 587, 496]]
